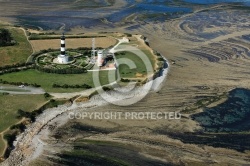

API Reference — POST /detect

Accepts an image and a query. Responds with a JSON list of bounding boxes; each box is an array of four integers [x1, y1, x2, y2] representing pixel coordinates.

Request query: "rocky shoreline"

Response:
[[0, 57, 169, 166]]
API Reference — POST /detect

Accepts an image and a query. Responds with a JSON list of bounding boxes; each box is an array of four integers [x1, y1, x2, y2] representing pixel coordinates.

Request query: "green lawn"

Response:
[[0, 27, 32, 66], [115, 51, 154, 78], [0, 69, 114, 93]]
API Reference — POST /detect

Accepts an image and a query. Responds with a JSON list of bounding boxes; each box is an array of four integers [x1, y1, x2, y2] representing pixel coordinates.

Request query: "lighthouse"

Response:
[[61, 34, 66, 56], [57, 33, 68, 64]]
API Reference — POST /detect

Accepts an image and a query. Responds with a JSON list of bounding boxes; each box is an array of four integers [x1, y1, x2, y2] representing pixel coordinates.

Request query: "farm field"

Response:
[[0, 27, 32, 66], [0, 69, 113, 93], [30, 37, 117, 52]]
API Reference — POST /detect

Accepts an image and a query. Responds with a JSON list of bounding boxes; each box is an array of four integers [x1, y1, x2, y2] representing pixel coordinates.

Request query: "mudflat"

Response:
[[0, 1, 250, 165]]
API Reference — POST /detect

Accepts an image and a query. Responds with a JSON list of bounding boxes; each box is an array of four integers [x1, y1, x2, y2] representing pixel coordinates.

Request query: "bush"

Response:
[[17, 109, 30, 118], [0, 79, 41, 88], [121, 78, 130, 82], [44, 92, 51, 98], [0, 92, 9, 95], [35, 65, 87, 74], [10, 123, 26, 132], [52, 83, 92, 89], [0, 28, 15, 47], [3, 133, 16, 146], [157, 57, 164, 61], [102, 86, 113, 91]]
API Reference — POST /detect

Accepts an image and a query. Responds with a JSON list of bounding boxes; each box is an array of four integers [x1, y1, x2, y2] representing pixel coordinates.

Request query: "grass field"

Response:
[[0, 94, 47, 156], [0, 27, 32, 66], [116, 51, 154, 78], [142, 50, 157, 69], [0, 69, 113, 93], [0, 94, 47, 133]]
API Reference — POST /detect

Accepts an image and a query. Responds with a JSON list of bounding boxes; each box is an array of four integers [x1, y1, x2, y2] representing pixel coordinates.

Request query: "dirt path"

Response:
[[18, 28, 35, 63], [0, 133, 7, 157]]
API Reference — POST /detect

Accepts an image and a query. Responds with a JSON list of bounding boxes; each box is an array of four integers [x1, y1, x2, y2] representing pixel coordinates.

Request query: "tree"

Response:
[[44, 92, 51, 98], [17, 109, 29, 118], [3, 134, 16, 146], [0, 28, 13, 46]]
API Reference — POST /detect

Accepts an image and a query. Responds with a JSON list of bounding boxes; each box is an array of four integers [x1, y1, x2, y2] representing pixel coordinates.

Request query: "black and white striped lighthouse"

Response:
[[61, 33, 66, 56], [57, 33, 68, 64]]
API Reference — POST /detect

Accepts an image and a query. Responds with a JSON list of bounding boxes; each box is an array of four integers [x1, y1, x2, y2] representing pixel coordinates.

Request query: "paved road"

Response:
[[0, 86, 45, 95]]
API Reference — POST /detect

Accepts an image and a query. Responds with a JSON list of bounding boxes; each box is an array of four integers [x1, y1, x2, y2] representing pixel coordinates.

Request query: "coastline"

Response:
[[1, 1, 250, 165], [0, 56, 169, 165]]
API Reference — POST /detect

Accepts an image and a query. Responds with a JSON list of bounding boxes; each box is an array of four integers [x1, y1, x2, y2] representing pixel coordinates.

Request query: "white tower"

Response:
[[57, 33, 69, 64], [97, 50, 104, 67], [91, 38, 96, 59]]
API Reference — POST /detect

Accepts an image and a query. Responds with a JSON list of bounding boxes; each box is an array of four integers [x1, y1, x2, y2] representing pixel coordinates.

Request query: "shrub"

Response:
[[44, 92, 51, 98]]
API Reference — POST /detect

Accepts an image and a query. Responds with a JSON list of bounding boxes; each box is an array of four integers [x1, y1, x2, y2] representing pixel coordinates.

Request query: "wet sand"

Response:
[[1, 2, 250, 166]]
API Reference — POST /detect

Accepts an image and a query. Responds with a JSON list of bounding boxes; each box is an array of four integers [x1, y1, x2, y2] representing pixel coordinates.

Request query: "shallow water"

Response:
[[10, 0, 250, 30], [106, 3, 191, 23], [14, 0, 192, 30], [185, 0, 250, 5]]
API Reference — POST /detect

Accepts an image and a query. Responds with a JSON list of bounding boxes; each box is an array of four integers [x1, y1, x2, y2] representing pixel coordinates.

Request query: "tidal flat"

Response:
[[1, 0, 250, 165]]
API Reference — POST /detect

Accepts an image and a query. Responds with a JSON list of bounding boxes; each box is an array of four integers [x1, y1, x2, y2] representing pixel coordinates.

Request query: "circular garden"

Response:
[[34, 48, 96, 74]]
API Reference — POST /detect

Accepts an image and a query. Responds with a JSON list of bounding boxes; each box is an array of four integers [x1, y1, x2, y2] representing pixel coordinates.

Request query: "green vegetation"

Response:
[[0, 94, 47, 157], [16, 99, 65, 122], [35, 51, 90, 74], [143, 50, 157, 67], [0, 96, 68, 158], [43, 92, 51, 98], [0, 31, 160, 160], [10, 123, 26, 131], [0, 79, 41, 88], [0, 94, 47, 133], [52, 83, 92, 89], [0, 69, 112, 93], [0, 28, 14, 47], [115, 51, 154, 78], [0, 28, 32, 66]]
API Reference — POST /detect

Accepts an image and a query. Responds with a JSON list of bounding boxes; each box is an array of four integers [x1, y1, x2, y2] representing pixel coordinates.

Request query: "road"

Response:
[[0, 85, 45, 95]]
